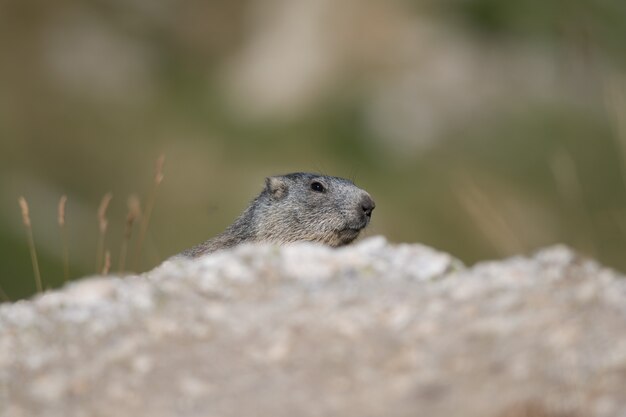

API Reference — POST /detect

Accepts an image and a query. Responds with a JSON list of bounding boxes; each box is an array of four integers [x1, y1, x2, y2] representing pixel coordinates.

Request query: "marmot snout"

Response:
[[180, 172, 375, 257]]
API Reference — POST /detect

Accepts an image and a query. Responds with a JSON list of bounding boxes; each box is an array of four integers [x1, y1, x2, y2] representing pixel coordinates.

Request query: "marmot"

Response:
[[180, 172, 375, 257]]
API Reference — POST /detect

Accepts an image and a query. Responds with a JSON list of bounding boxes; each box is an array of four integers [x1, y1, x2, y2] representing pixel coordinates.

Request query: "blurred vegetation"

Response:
[[2, 0, 626, 300]]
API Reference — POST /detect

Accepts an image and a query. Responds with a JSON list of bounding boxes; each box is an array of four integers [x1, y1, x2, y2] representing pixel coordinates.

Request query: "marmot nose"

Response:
[[360, 194, 375, 217]]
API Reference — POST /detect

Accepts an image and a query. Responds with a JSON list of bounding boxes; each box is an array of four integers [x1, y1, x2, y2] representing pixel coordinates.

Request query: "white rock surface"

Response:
[[1, 237, 626, 417]]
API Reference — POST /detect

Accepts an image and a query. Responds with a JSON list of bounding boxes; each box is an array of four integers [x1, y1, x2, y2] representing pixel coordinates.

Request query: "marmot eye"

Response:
[[310, 181, 326, 192]]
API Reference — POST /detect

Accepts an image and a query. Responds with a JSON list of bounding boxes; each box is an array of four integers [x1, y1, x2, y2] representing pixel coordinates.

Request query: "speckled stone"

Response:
[[1, 237, 625, 417]]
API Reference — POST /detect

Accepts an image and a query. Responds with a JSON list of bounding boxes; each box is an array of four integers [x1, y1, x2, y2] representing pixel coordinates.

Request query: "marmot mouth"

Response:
[[348, 217, 370, 231], [336, 219, 368, 242], [335, 228, 361, 245]]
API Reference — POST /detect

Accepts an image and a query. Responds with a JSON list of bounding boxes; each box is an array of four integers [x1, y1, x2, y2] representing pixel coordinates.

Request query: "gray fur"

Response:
[[180, 172, 375, 257]]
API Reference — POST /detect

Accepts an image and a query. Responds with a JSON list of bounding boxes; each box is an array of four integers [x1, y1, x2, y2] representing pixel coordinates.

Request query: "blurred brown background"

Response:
[[2, 0, 626, 300]]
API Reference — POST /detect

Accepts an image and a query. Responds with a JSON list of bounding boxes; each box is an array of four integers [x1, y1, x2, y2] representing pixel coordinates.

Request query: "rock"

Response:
[[1, 237, 625, 417]]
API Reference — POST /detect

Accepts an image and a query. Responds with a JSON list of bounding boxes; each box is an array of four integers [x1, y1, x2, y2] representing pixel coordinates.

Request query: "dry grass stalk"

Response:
[[58, 195, 70, 281], [603, 71, 626, 188], [550, 150, 597, 256], [18, 196, 43, 293], [550, 151, 581, 203], [118, 194, 141, 272], [602, 70, 626, 252], [133, 154, 165, 271], [102, 250, 111, 275], [96, 193, 113, 273]]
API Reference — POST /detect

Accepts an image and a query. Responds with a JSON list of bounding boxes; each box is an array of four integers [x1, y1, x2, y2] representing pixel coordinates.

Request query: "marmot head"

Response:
[[256, 172, 375, 246]]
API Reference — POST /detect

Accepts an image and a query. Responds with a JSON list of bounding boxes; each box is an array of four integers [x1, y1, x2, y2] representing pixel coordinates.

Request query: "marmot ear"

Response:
[[265, 176, 288, 199]]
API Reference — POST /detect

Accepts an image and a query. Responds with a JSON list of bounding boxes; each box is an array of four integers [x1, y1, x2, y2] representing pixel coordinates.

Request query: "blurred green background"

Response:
[[2, 0, 626, 300]]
